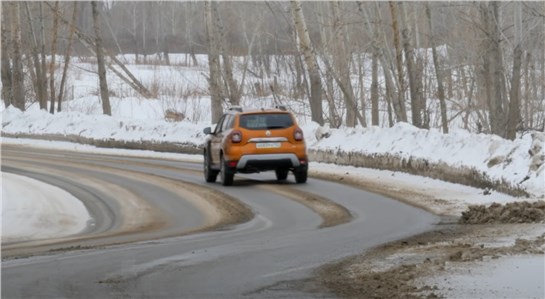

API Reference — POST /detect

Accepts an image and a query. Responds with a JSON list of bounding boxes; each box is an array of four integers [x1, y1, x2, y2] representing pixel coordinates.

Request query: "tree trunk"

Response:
[[91, 1, 111, 115], [58, 2, 78, 112], [507, 45, 523, 140], [46, 2, 152, 99], [331, 1, 356, 127], [1, 3, 13, 108], [320, 54, 366, 126], [10, 2, 25, 111], [357, 54, 367, 127], [205, 0, 223, 123], [131, 4, 139, 63], [290, 0, 324, 125], [399, 2, 422, 127], [506, 3, 523, 140], [480, 2, 507, 137], [40, 2, 48, 109], [358, 2, 403, 124], [388, 1, 407, 122], [49, 1, 59, 114], [425, 3, 448, 133], [212, 2, 240, 106], [371, 47, 379, 126], [23, 2, 46, 111]]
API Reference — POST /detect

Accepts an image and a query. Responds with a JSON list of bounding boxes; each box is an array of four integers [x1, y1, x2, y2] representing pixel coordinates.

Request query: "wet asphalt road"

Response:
[[1, 145, 438, 298]]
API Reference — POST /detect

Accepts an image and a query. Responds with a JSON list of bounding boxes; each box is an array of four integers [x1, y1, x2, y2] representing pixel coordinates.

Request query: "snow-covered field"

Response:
[[1, 53, 544, 297]]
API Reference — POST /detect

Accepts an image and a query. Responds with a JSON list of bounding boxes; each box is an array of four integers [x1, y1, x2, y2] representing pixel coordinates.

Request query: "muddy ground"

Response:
[[315, 201, 545, 299]]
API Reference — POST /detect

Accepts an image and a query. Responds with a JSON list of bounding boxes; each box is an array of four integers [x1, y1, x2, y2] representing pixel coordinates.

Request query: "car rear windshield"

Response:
[[239, 113, 294, 130]]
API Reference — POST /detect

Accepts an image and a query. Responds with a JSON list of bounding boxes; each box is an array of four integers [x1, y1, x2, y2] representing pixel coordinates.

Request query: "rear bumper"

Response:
[[236, 154, 304, 170]]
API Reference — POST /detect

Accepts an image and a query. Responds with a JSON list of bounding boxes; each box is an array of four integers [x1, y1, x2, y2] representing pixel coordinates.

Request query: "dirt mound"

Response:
[[460, 201, 545, 224]]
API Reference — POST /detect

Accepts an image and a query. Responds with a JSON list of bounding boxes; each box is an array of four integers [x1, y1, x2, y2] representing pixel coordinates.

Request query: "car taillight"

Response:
[[294, 128, 303, 141], [231, 130, 242, 143]]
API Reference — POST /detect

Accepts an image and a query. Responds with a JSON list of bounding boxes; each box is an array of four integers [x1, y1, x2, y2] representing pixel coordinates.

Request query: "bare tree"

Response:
[[506, 2, 523, 140], [1, 3, 13, 108], [370, 43, 379, 126], [357, 2, 400, 124], [91, 1, 111, 115], [23, 2, 46, 110], [388, 1, 407, 122], [291, 0, 324, 125], [39, 2, 48, 108], [49, 1, 60, 113], [425, 3, 448, 133], [399, 2, 422, 127], [480, 2, 507, 137], [330, 1, 358, 127], [58, 1, 78, 112], [205, 0, 223, 123], [213, 2, 240, 106], [46, 2, 152, 99], [9, 2, 25, 111]]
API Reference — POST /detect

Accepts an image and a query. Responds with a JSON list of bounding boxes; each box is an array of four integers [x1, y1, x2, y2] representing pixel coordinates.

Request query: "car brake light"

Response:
[[228, 161, 238, 168], [294, 128, 303, 141], [231, 130, 242, 143]]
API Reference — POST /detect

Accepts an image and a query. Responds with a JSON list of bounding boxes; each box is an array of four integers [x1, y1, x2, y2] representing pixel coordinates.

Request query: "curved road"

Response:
[[1, 145, 438, 298]]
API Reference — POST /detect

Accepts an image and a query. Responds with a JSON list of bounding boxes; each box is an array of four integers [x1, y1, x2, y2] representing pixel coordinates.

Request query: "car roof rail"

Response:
[[229, 106, 243, 112], [275, 105, 287, 111]]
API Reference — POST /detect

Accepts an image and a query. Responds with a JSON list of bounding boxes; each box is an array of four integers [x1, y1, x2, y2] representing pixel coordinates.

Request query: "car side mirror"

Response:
[[203, 127, 212, 135]]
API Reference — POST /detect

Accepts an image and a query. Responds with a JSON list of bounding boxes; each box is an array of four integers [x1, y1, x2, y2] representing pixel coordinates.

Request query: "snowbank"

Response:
[[304, 122, 545, 198], [2, 172, 91, 243], [3, 107, 543, 198]]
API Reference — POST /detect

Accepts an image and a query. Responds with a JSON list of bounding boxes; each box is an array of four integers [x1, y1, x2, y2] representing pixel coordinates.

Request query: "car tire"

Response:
[[204, 150, 218, 183], [220, 155, 234, 186], [275, 169, 289, 181], [294, 167, 307, 184]]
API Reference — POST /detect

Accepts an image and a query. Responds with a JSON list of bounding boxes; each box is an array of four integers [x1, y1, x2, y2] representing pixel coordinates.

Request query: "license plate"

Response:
[[256, 142, 281, 149]]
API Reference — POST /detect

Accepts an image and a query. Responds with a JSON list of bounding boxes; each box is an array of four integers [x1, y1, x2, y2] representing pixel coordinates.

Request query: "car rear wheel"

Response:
[[220, 155, 234, 186], [204, 151, 218, 183], [294, 167, 307, 184], [275, 169, 289, 181]]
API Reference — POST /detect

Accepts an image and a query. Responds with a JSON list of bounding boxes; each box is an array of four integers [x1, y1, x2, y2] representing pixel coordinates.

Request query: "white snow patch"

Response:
[[1, 172, 91, 243]]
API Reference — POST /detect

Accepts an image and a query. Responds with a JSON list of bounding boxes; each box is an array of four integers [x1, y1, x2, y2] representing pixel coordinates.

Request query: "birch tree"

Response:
[[212, 2, 240, 106], [1, 3, 12, 108], [506, 2, 523, 140], [291, 0, 324, 125], [425, 3, 448, 133], [49, 1, 59, 113], [357, 2, 401, 124], [205, 0, 223, 123], [91, 1, 111, 115], [388, 1, 407, 122], [23, 2, 46, 110], [399, 2, 422, 127], [480, 2, 507, 137], [330, 1, 358, 127], [58, 2, 78, 112], [39, 2, 48, 108], [10, 2, 25, 111]]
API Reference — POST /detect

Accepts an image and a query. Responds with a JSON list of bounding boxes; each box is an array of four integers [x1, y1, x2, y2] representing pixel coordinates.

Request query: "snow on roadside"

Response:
[[0, 137, 533, 218], [304, 122, 545, 198], [1, 172, 91, 243], [3, 106, 544, 198], [1, 105, 206, 145]]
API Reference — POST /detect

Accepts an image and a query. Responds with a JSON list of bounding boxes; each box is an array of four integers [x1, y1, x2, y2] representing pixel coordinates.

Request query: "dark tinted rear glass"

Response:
[[239, 113, 294, 130]]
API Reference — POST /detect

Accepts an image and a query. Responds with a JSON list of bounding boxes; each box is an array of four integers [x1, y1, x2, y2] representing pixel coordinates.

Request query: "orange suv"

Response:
[[203, 106, 308, 186]]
